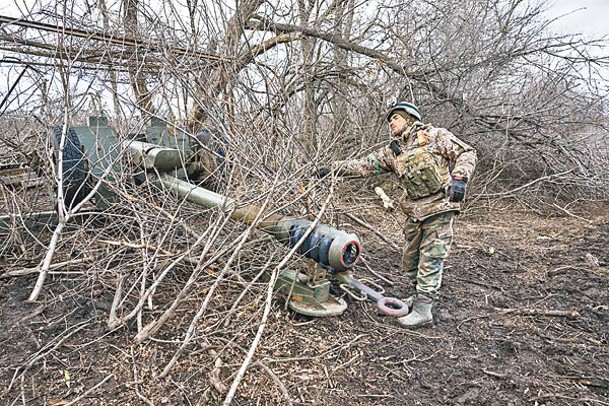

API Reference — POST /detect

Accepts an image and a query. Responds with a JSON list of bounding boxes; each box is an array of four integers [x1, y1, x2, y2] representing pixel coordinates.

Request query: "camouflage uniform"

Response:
[[331, 122, 476, 298]]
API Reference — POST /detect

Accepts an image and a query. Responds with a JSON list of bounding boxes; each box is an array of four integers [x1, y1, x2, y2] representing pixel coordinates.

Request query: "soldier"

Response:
[[316, 101, 476, 327]]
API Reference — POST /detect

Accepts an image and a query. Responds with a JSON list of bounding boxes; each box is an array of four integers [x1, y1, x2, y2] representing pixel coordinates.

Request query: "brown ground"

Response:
[[1, 197, 608, 405]]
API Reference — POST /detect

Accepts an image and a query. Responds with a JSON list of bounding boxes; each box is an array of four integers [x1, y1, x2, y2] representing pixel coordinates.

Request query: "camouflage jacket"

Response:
[[331, 122, 477, 221]]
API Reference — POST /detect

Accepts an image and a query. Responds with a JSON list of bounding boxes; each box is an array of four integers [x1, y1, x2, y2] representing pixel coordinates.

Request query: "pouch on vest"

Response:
[[398, 145, 449, 200]]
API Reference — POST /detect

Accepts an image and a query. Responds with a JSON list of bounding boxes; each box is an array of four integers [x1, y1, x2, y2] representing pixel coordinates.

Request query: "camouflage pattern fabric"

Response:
[[329, 121, 476, 299], [331, 121, 477, 221], [402, 211, 455, 297]]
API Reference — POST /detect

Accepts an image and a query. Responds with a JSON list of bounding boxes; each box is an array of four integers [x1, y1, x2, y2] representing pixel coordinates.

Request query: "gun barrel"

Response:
[[126, 140, 191, 170], [158, 174, 360, 272]]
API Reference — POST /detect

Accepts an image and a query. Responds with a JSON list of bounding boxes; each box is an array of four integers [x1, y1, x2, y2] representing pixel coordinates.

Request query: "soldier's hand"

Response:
[[449, 177, 467, 202], [315, 166, 331, 178], [389, 140, 402, 155]]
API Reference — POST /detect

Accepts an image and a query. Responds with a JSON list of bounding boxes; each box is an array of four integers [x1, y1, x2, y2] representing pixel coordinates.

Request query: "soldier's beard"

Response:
[[391, 123, 411, 138]]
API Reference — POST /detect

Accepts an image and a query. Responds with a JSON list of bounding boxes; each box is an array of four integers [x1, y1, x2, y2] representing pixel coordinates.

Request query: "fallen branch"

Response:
[[99, 239, 174, 256], [387, 349, 443, 365], [552, 203, 593, 224], [63, 374, 114, 406], [546, 265, 588, 277], [2, 258, 90, 278], [253, 361, 292, 406], [482, 368, 508, 379]]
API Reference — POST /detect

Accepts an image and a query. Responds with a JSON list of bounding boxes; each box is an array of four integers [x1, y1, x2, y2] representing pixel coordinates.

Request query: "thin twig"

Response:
[[63, 374, 114, 406], [359, 256, 395, 286], [476, 170, 573, 198], [2, 258, 89, 278], [342, 211, 401, 252], [552, 202, 593, 224], [8, 321, 89, 391], [253, 361, 293, 405], [223, 263, 271, 328], [482, 368, 508, 379]]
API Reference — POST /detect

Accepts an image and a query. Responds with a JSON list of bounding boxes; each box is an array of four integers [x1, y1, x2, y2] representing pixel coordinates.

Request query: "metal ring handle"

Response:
[[376, 297, 409, 317]]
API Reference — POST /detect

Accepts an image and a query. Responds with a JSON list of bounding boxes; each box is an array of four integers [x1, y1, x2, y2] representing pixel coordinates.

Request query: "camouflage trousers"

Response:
[[402, 211, 455, 298]]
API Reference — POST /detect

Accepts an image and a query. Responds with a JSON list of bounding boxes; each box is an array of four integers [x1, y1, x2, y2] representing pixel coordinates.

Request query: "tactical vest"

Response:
[[396, 130, 450, 200]]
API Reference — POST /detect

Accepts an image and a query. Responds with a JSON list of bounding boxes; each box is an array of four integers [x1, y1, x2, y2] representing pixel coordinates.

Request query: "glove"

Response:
[[389, 140, 402, 155], [449, 176, 467, 202], [315, 166, 331, 178]]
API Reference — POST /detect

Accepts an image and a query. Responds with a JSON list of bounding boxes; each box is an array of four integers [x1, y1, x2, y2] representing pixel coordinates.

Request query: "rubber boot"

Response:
[[397, 294, 433, 328], [404, 295, 414, 309], [403, 284, 417, 309]]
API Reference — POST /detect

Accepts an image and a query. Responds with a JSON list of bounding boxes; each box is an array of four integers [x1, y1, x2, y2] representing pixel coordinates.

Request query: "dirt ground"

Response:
[[1, 197, 608, 405]]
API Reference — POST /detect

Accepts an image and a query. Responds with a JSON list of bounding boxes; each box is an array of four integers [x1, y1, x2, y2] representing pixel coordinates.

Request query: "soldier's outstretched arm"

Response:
[[331, 145, 395, 177]]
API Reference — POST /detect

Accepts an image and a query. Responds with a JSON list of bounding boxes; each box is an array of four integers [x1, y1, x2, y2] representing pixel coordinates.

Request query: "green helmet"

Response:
[[386, 101, 422, 122]]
